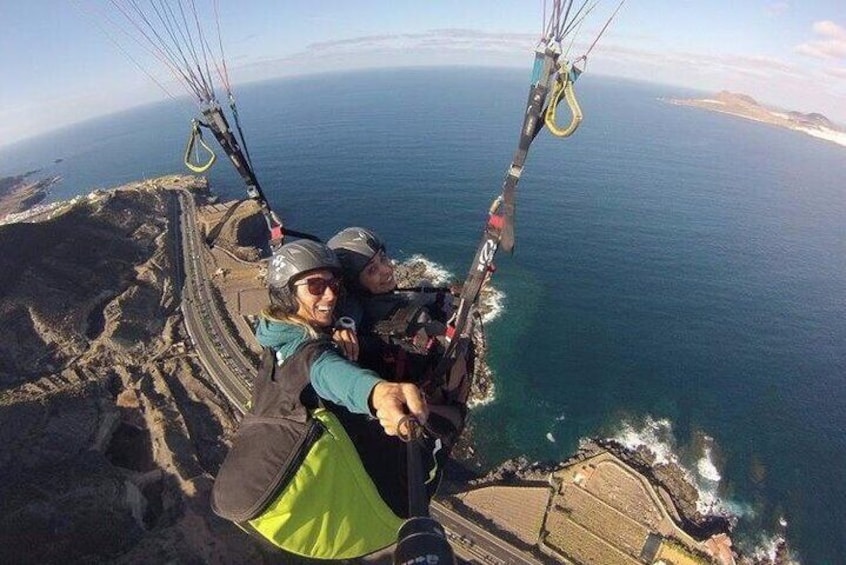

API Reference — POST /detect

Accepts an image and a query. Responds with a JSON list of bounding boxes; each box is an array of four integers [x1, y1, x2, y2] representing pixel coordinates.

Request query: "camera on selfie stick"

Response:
[[393, 417, 456, 565]]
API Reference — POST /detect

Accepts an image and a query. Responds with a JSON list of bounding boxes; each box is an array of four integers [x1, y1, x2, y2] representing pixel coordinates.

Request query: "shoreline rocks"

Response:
[[460, 437, 734, 541], [0, 171, 60, 219]]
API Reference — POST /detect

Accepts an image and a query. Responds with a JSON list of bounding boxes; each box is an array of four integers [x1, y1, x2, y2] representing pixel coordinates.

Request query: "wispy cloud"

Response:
[[228, 26, 846, 123], [765, 2, 790, 17], [304, 29, 536, 55], [823, 66, 846, 79], [596, 43, 803, 81], [795, 20, 846, 60]]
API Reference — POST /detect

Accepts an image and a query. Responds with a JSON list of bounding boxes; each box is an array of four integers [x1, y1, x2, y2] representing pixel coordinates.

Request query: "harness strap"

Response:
[[433, 44, 560, 381], [201, 104, 286, 249]]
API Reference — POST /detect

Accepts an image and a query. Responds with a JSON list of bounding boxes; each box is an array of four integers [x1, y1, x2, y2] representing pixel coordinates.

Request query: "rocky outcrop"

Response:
[[468, 438, 733, 541], [393, 257, 497, 406]]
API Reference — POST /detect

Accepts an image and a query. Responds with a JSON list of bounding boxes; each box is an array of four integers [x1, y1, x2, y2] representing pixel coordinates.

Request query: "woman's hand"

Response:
[[332, 327, 359, 361], [370, 382, 428, 436]]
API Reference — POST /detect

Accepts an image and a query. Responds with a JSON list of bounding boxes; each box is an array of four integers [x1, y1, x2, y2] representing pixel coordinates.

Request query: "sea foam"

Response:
[[404, 254, 454, 286], [611, 416, 732, 516], [697, 441, 722, 483], [400, 253, 506, 324], [747, 534, 800, 565], [613, 416, 678, 466]]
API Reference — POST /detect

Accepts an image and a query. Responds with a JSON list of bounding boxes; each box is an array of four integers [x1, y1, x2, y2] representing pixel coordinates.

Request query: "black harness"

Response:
[[363, 290, 454, 388]]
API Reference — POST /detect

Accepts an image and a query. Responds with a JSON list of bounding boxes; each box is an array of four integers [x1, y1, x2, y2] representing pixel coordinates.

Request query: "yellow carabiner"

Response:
[[184, 120, 216, 173], [544, 64, 583, 138]]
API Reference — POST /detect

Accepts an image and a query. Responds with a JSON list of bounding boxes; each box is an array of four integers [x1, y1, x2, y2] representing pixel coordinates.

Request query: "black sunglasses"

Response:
[[295, 277, 342, 297]]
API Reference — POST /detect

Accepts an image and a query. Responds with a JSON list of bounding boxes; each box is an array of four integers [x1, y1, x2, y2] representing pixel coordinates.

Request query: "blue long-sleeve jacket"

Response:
[[254, 318, 381, 415]]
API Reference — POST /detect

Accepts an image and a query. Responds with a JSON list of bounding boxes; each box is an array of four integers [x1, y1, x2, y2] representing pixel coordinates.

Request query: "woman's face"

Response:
[[293, 269, 341, 327], [358, 249, 396, 294]]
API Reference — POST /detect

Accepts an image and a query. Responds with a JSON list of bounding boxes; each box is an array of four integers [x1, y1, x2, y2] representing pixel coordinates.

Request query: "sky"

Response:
[[1, 0, 845, 148]]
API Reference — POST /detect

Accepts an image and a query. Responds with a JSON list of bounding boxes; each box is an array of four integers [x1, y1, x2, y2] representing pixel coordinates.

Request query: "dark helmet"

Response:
[[267, 240, 340, 312], [326, 227, 386, 280]]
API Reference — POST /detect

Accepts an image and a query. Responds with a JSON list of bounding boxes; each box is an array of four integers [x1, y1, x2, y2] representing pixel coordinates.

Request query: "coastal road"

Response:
[[432, 504, 545, 565], [172, 190, 544, 565], [173, 190, 252, 411]]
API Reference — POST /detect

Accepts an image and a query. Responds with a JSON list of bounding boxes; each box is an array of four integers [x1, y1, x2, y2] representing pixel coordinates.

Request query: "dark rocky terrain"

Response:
[[0, 180, 264, 563]]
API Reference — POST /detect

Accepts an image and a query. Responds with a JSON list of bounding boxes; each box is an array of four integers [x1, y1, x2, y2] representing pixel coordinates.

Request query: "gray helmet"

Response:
[[267, 239, 341, 290], [326, 227, 386, 280]]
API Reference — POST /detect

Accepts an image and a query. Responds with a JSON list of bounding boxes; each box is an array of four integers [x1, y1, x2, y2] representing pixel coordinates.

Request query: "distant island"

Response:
[[665, 91, 846, 149]]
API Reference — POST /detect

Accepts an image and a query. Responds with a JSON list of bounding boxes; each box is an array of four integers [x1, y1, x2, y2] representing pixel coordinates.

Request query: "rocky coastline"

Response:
[[0, 171, 61, 219]]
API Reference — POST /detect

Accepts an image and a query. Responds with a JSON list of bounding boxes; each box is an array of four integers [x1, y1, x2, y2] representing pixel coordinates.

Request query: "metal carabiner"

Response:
[[544, 61, 583, 138], [183, 119, 216, 173]]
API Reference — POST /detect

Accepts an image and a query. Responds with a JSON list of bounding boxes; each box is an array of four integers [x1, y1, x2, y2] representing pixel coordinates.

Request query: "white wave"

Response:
[[555, 413, 566, 422], [693, 435, 724, 514], [747, 534, 801, 565], [400, 254, 506, 325], [467, 380, 496, 409], [610, 417, 744, 517], [479, 286, 505, 324], [697, 444, 722, 483], [613, 416, 678, 465], [403, 254, 453, 286]]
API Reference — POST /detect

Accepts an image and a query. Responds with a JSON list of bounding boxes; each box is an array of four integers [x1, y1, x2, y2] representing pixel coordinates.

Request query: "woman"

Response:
[[212, 239, 429, 560], [255, 238, 426, 434], [327, 227, 472, 444]]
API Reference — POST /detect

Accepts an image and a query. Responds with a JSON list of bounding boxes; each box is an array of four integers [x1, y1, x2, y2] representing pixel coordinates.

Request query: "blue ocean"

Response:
[[2, 68, 844, 563]]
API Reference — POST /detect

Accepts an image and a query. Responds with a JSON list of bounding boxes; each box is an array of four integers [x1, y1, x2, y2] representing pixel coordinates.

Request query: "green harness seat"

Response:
[[247, 407, 402, 559], [211, 340, 403, 560]]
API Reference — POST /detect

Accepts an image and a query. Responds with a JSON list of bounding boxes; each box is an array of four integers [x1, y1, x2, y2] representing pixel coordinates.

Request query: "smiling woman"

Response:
[[210, 238, 440, 559]]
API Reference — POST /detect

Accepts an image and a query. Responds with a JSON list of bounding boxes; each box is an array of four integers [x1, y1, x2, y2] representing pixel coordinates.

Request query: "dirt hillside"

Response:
[[0, 179, 265, 563]]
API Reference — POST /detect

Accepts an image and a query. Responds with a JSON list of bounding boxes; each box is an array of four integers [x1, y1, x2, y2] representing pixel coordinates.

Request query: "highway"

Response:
[[173, 190, 252, 412], [432, 504, 544, 565], [171, 191, 544, 565]]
